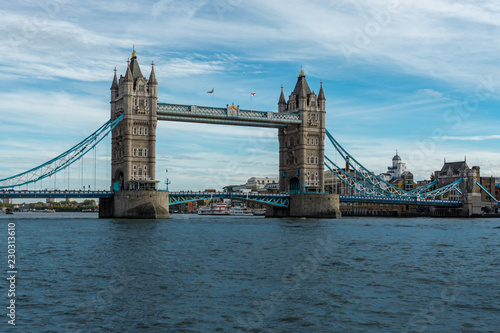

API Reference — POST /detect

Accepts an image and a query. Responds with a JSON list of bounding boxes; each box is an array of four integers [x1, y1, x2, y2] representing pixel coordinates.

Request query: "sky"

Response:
[[1, 0, 500, 192]]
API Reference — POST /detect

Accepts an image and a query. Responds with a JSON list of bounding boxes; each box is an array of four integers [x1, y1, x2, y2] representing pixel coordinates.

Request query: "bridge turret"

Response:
[[278, 84, 286, 113], [110, 47, 159, 191], [279, 67, 326, 194], [111, 67, 119, 101]]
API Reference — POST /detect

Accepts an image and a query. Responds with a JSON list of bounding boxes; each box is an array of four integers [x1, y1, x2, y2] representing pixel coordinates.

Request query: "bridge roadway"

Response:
[[340, 195, 462, 206], [0, 190, 463, 207]]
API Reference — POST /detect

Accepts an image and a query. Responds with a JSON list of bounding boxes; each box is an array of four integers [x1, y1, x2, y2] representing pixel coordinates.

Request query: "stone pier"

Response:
[[99, 191, 169, 219], [266, 193, 341, 218]]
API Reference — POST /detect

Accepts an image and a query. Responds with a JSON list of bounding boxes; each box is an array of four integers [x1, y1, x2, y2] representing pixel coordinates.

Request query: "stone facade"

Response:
[[110, 47, 159, 191], [278, 68, 326, 194]]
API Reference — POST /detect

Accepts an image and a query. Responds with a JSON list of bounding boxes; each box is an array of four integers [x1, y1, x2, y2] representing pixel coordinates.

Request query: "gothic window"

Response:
[[315, 138, 319, 145], [138, 85, 144, 92], [133, 148, 136, 157], [145, 127, 148, 135], [139, 128, 143, 135], [138, 149, 143, 157], [144, 148, 148, 157], [134, 98, 137, 106], [133, 127, 137, 135]]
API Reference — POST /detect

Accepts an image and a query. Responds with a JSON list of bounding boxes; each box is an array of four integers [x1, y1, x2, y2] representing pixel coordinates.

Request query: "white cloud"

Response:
[[440, 135, 500, 141]]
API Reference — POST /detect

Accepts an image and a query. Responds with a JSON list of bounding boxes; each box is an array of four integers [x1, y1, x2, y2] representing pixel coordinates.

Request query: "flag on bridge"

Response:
[[207, 88, 214, 93], [251, 92, 256, 96]]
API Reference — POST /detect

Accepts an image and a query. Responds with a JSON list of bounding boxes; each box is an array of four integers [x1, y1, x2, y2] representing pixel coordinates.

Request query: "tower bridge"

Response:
[[1, 48, 498, 218]]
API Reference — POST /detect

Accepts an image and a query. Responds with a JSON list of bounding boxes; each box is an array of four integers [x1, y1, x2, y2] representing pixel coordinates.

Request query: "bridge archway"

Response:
[[289, 177, 300, 194], [114, 170, 124, 191]]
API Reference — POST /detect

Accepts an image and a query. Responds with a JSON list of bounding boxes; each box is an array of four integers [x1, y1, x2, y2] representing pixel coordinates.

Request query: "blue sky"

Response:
[[1, 0, 500, 191]]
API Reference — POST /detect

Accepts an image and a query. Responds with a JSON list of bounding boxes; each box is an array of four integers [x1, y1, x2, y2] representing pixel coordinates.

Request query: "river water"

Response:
[[1, 212, 500, 332]]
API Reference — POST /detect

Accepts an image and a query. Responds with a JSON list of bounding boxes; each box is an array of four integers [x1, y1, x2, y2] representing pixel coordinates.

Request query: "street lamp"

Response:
[[165, 168, 171, 191]]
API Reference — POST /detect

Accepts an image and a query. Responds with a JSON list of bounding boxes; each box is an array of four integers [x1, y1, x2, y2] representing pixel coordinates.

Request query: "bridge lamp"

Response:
[[165, 168, 171, 191]]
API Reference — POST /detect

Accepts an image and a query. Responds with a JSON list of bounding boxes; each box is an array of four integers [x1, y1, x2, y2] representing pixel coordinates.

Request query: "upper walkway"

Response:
[[157, 103, 301, 128]]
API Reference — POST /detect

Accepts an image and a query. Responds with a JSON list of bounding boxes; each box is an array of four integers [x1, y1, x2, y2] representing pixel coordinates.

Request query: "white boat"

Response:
[[197, 200, 230, 215], [229, 205, 253, 216]]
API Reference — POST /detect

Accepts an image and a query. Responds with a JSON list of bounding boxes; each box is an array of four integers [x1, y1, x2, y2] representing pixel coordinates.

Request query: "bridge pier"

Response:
[[266, 193, 341, 218], [99, 191, 169, 219]]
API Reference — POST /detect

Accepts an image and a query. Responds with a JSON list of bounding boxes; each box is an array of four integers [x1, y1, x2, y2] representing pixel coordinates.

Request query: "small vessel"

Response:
[[198, 199, 230, 215], [253, 209, 266, 216], [6, 208, 13, 215], [230, 204, 253, 216]]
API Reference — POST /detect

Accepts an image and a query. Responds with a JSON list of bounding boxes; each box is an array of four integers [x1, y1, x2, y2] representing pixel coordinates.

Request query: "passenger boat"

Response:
[[197, 200, 230, 215], [229, 205, 253, 216]]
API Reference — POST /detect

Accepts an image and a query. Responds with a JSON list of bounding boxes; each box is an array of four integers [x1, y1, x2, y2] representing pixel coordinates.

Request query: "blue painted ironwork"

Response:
[[475, 180, 500, 204], [168, 191, 289, 207], [326, 129, 410, 197], [339, 195, 462, 206], [157, 103, 301, 128], [324, 156, 387, 197], [408, 179, 437, 194], [0, 189, 113, 199], [0, 114, 124, 189], [325, 129, 464, 200]]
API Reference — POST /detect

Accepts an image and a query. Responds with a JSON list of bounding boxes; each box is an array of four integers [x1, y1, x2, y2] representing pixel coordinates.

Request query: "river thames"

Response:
[[2, 212, 499, 332]]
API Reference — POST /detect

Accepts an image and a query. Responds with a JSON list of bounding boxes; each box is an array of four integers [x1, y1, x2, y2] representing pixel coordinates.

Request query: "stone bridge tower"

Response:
[[278, 67, 326, 194], [101, 47, 168, 219], [110, 47, 158, 191]]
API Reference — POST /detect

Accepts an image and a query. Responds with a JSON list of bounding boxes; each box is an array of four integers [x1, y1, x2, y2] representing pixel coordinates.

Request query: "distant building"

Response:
[[2, 198, 12, 204], [402, 171, 415, 191], [223, 184, 247, 192], [479, 176, 497, 203], [387, 152, 406, 180], [245, 177, 279, 192], [434, 160, 480, 200]]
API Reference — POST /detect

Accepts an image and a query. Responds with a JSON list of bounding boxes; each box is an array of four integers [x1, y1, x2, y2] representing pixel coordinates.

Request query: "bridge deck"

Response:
[[0, 190, 463, 207], [168, 191, 290, 207], [157, 103, 301, 128], [340, 195, 462, 206]]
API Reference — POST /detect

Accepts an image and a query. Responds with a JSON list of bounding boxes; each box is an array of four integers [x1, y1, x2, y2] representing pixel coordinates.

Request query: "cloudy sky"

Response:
[[1, 0, 499, 191]]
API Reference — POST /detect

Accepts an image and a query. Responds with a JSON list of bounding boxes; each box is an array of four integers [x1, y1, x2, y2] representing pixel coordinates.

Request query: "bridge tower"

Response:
[[110, 47, 158, 191], [268, 68, 340, 218], [100, 47, 169, 219], [278, 67, 326, 194]]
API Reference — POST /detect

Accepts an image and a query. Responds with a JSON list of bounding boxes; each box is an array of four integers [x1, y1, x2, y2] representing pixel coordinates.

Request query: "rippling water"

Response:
[[2, 212, 500, 332]]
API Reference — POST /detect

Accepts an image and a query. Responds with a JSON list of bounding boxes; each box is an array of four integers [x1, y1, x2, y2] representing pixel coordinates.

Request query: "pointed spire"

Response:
[[129, 47, 143, 80], [299, 65, 305, 78], [124, 60, 133, 82], [293, 66, 311, 97], [148, 61, 158, 85], [278, 84, 286, 105], [318, 80, 325, 101], [298, 79, 307, 98], [111, 67, 119, 90]]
